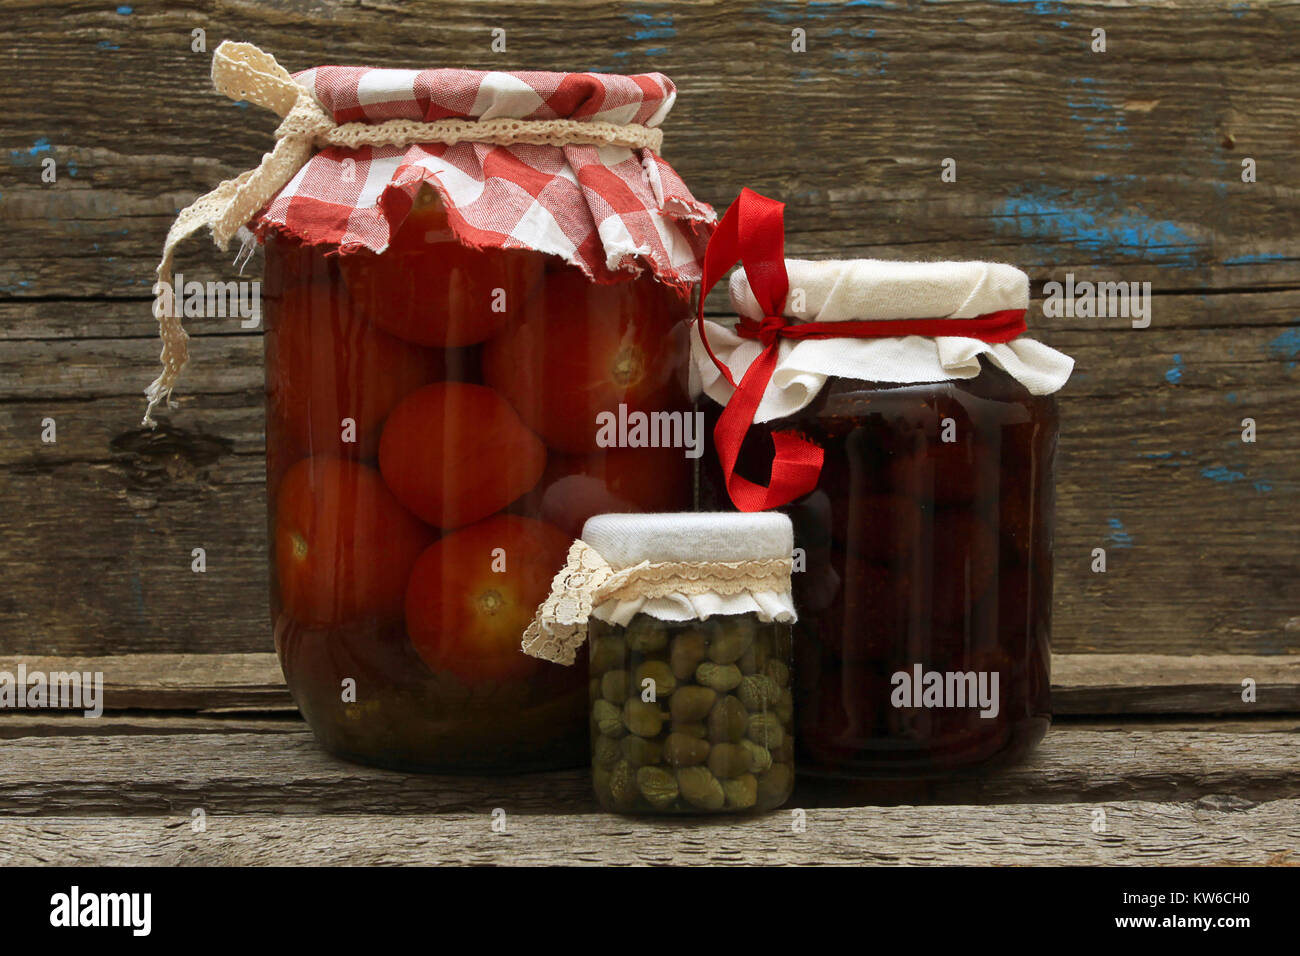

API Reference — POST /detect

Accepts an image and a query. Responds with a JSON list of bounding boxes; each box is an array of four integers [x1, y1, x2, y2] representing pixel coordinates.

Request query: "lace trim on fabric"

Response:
[[521, 540, 793, 666]]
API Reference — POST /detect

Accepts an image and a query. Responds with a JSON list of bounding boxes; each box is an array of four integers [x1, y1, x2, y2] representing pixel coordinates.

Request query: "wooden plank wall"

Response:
[[0, 0, 1297, 659]]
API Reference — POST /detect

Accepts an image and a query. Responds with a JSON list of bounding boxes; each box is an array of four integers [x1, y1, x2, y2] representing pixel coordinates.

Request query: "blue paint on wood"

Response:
[[1265, 326, 1300, 360], [116, 4, 133, 13], [1202, 466, 1246, 483], [1224, 252, 1290, 265], [1226, 392, 1237, 403], [1106, 518, 1133, 549], [994, 185, 1200, 264], [1164, 354, 1184, 384], [98, 40, 120, 50]]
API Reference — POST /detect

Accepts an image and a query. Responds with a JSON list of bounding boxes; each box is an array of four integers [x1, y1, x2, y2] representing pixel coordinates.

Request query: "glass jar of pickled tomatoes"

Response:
[[694, 242, 1074, 779], [143, 55, 713, 772], [265, 188, 701, 772]]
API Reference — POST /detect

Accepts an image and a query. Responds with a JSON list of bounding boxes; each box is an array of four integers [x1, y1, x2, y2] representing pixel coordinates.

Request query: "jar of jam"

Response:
[[691, 192, 1073, 779], [521, 512, 797, 812], [145, 49, 713, 772]]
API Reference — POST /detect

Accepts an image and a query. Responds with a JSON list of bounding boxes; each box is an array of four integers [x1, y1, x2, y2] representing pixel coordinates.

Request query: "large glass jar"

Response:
[[701, 360, 1057, 778], [264, 190, 694, 773]]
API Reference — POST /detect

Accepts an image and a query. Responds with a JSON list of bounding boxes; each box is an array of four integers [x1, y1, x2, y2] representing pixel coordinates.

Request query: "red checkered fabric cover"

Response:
[[250, 65, 715, 292]]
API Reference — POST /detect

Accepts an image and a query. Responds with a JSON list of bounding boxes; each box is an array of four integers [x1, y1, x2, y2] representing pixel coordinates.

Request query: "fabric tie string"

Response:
[[696, 188, 1029, 513]]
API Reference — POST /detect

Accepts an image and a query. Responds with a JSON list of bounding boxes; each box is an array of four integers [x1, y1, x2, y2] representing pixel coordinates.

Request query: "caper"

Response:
[[669, 685, 716, 722], [589, 635, 626, 675], [676, 767, 726, 810], [708, 743, 752, 779], [696, 661, 743, 693], [670, 720, 708, 739], [592, 699, 627, 738], [634, 660, 676, 700], [601, 669, 630, 703], [621, 735, 663, 768], [670, 630, 707, 681], [608, 759, 639, 810], [662, 732, 711, 767], [707, 695, 749, 743], [764, 659, 790, 688], [756, 763, 793, 808], [774, 688, 794, 724], [740, 738, 773, 774], [592, 734, 621, 769], [626, 616, 668, 653], [722, 773, 758, 810], [623, 698, 665, 738], [738, 647, 759, 674], [771, 739, 794, 765], [707, 617, 755, 664], [636, 766, 679, 809], [747, 712, 785, 748], [737, 674, 780, 712]]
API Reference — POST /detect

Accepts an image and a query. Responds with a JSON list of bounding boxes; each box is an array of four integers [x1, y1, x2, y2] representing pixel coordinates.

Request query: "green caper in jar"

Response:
[[756, 762, 793, 808], [763, 659, 790, 688], [739, 738, 773, 774], [774, 688, 794, 725], [771, 739, 794, 765], [707, 616, 755, 664], [608, 759, 639, 810], [625, 616, 668, 653], [696, 661, 743, 693], [601, 669, 630, 702], [708, 742, 752, 779], [676, 766, 726, 810], [662, 732, 711, 767], [589, 635, 626, 675], [707, 695, 749, 743], [592, 699, 627, 738], [669, 630, 707, 681], [737, 674, 780, 712], [621, 735, 663, 768], [636, 766, 679, 810], [592, 734, 622, 769], [669, 685, 716, 722], [722, 773, 758, 810], [634, 660, 676, 700], [670, 720, 708, 739], [623, 698, 665, 738], [747, 712, 785, 748]]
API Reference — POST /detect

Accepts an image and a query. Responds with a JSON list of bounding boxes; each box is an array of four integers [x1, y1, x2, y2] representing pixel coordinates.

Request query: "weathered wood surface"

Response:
[[0, 0, 1297, 660], [1, 723, 1297, 816], [3, 652, 1297, 714], [2, 799, 1296, 866]]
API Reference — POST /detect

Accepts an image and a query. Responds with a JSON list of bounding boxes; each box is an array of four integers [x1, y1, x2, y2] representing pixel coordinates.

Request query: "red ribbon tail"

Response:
[[713, 342, 824, 512]]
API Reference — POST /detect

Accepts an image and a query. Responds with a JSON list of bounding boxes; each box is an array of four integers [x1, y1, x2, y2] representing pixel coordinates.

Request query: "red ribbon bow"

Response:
[[696, 188, 1029, 512]]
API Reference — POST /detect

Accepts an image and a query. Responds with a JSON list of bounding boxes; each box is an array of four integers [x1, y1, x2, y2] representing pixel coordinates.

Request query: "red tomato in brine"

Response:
[[378, 382, 548, 529], [527, 447, 694, 538], [405, 515, 571, 684], [275, 458, 434, 627], [482, 266, 690, 453], [266, 278, 446, 460], [339, 188, 546, 348]]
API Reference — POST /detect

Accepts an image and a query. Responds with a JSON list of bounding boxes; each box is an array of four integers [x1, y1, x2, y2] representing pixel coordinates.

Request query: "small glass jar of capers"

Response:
[[522, 512, 797, 814]]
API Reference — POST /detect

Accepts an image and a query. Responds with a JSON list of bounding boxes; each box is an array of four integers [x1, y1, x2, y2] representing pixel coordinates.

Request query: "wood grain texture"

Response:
[[1, 799, 1296, 866], [1, 723, 1297, 816], [0, 1, 1297, 661]]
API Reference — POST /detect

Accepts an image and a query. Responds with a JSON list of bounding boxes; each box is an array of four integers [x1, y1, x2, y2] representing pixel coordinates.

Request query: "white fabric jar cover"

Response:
[[691, 258, 1075, 424], [521, 512, 796, 666]]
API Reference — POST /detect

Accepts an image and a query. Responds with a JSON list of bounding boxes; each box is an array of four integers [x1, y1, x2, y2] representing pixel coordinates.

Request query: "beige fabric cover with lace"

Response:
[[522, 512, 797, 666]]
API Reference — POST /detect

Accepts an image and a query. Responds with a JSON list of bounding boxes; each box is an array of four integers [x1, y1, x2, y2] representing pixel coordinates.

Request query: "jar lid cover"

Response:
[[581, 512, 794, 569]]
